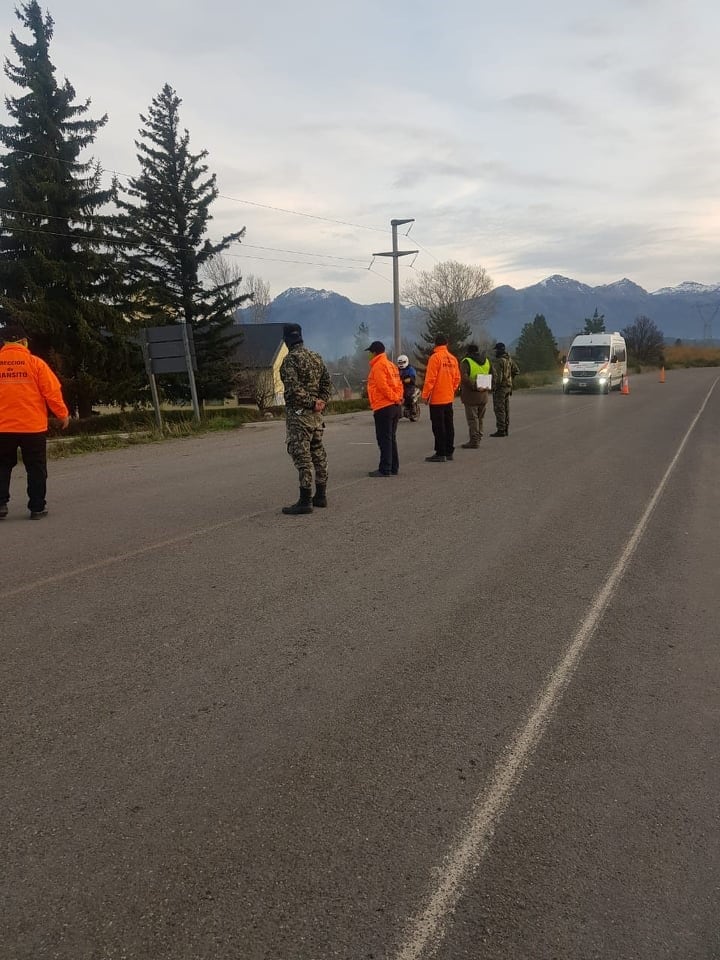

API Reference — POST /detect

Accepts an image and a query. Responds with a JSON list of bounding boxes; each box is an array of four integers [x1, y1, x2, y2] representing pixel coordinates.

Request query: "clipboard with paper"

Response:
[[476, 373, 492, 390]]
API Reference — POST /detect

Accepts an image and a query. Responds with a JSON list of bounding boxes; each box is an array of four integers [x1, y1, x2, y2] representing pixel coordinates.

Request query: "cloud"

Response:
[[503, 92, 588, 128]]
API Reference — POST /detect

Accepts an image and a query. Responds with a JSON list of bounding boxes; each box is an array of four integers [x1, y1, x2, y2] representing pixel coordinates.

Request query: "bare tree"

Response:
[[402, 260, 495, 339], [202, 253, 246, 303], [233, 364, 278, 411], [621, 315, 665, 364], [244, 274, 272, 323]]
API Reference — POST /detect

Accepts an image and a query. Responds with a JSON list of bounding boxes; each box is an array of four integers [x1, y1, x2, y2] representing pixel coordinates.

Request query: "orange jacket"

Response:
[[367, 352, 403, 411], [0, 342, 69, 432], [421, 345, 461, 404]]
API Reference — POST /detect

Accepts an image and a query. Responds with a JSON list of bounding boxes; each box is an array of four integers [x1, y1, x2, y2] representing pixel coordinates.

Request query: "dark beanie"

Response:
[[1, 321, 29, 343], [283, 323, 303, 348], [434, 332, 448, 346]]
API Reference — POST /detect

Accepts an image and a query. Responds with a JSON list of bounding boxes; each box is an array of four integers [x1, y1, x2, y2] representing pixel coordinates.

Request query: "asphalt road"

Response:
[[2, 368, 719, 960]]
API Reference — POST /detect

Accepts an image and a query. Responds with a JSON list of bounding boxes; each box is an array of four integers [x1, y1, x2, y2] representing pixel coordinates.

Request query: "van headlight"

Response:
[[598, 377, 607, 384], [562, 376, 569, 384]]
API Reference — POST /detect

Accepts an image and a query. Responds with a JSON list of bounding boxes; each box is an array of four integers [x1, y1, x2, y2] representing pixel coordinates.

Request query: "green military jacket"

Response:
[[491, 353, 520, 392], [280, 344, 332, 412]]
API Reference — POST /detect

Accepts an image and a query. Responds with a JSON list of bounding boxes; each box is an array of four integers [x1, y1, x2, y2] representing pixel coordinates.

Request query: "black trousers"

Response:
[[0, 432, 48, 512], [373, 404, 400, 474], [429, 403, 455, 456]]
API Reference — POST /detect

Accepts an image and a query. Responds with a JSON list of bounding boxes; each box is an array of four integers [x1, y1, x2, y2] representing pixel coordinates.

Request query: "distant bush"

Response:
[[513, 370, 560, 389], [47, 398, 371, 439], [47, 406, 266, 437]]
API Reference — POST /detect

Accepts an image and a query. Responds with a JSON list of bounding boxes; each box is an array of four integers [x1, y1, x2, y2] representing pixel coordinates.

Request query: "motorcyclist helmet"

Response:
[[397, 355, 409, 369]]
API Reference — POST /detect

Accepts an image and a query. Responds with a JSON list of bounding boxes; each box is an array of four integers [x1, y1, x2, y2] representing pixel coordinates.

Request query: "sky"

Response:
[[2, 0, 719, 305]]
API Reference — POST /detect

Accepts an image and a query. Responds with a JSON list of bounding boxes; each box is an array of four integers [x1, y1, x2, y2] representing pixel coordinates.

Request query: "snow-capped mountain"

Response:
[[236, 277, 720, 359], [651, 281, 720, 296]]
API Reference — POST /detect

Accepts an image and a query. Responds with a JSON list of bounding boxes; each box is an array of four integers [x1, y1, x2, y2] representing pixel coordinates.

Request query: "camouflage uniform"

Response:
[[280, 344, 331, 488], [491, 353, 520, 434]]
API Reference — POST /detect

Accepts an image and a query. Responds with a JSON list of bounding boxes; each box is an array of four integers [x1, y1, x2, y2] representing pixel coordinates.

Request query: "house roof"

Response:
[[232, 322, 286, 367]]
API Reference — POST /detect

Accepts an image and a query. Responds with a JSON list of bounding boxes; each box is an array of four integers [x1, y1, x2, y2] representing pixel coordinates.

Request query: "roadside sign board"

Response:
[[142, 325, 197, 373], [136, 323, 201, 424]]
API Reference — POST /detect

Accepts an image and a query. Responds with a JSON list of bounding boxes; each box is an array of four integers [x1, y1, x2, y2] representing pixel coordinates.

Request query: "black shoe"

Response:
[[461, 442, 479, 449], [312, 483, 327, 507], [282, 488, 313, 515], [368, 470, 391, 477], [489, 431, 507, 437], [29, 509, 48, 519], [425, 454, 446, 462], [446, 453, 454, 461], [0, 503, 8, 519]]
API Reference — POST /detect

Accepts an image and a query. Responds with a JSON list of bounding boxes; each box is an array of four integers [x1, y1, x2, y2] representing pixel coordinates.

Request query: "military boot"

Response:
[[282, 487, 313, 515], [312, 483, 328, 508]]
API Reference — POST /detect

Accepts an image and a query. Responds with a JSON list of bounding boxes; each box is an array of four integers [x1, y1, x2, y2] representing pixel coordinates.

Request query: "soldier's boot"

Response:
[[312, 483, 328, 508], [282, 487, 313, 515]]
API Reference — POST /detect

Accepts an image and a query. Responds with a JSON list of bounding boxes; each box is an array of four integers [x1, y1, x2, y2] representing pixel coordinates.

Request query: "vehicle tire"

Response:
[[603, 381, 610, 395], [562, 385, 570, 394]]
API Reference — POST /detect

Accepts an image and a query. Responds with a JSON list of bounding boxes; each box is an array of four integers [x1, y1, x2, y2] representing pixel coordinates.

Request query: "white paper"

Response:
[[476, 374, 492, 390]]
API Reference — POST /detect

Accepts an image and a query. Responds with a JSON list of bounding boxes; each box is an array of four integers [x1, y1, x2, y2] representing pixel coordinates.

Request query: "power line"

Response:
[[238, 241, 368, 263], [3, 147, 389, 234], [0, 206, 372, 264], [216, 193, 386, 233], [0, 219, 387, 272]]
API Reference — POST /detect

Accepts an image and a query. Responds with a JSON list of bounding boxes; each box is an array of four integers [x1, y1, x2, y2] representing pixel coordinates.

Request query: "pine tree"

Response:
[[115, 84, 250, 402], [515, 314, 558, 372], [583, 308, 606, 334], [0, 1, 128, 416], [414, 304, 472, 372]]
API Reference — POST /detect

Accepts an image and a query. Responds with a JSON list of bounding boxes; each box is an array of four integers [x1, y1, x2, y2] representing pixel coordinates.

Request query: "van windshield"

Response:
[[568, 345, 610, 362]]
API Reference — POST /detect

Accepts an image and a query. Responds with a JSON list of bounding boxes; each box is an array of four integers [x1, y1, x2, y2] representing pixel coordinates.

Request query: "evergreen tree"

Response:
[[0, 1, 128, 416], [515, 314, 558, 372], [115, 84, 250, 402], [583, 308, 606, 334], [414, 304, 472, 372]]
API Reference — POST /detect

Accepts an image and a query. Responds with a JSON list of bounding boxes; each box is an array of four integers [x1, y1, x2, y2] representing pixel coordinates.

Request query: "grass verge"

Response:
[[48, 399, 371, 459]]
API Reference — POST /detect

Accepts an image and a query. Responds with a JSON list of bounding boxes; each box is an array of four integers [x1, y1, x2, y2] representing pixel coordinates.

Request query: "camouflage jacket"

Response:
[[280, 344, 332, 410], [491, 354, 520, 390]]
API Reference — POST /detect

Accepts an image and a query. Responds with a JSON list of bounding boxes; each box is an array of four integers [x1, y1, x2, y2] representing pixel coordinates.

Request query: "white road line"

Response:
[[392, 375, 719, 960]]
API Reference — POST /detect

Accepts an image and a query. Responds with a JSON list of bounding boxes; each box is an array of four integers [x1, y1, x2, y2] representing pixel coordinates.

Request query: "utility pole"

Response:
[[373, 218, 417, 359]]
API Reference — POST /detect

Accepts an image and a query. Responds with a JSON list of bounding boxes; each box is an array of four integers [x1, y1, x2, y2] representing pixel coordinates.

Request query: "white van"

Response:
[[562, 332, 627, 394]]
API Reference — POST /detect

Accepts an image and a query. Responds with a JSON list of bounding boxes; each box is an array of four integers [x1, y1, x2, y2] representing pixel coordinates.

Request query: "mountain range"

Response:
[[236, 277, 720, 359]]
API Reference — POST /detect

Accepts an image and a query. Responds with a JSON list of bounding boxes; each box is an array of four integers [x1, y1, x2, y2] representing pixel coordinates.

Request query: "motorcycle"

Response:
[[401, 386, 421, 422]]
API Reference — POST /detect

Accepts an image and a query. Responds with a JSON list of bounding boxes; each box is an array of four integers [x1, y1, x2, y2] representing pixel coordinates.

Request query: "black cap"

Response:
[[494, 342, 506, 354], [366, 340, 385, 354], [1, 321, 29, 343], [466, 343, 480, 355], [434, 332, 448, 346], [283, 323, 303, 347]]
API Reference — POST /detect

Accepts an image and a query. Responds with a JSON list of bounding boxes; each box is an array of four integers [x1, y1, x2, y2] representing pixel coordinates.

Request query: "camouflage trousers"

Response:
[[493, 387, 512, 433], [286, 409, 328, 488]]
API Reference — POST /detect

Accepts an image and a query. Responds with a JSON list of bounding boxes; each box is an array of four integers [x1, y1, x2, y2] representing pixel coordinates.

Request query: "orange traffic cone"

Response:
[[620, 374, 630, 395], [659, 366, 666, 383]]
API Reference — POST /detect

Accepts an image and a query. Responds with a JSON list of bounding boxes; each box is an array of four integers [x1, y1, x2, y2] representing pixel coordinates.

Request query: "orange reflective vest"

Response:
[[0, 343, 69, 432], [367, 352, 403, 411], [421, 345, 461, 404]]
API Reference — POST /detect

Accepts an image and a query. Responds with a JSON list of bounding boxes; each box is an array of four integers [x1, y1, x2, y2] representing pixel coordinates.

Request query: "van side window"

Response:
[[616, 348, 626, 362]]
